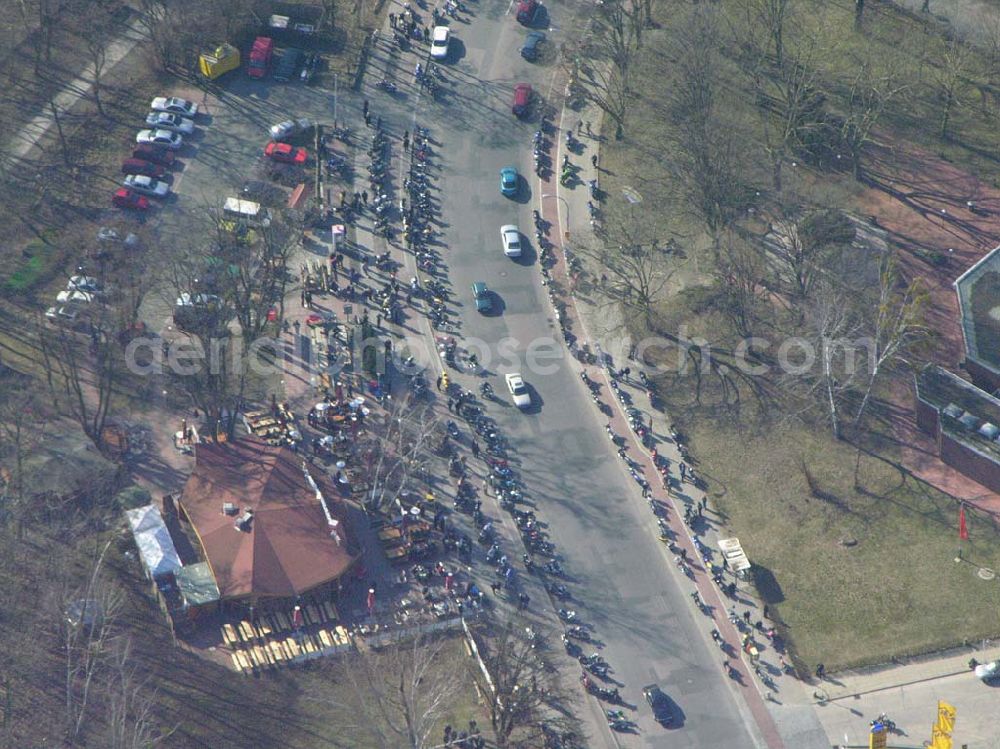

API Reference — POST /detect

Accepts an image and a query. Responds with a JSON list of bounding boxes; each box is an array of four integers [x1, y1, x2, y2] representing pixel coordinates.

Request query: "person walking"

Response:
[[362, 190, 369, 206], [436, 374, 443, 391], [591, 154, 598, 169], [743, 610, 751, 624], [403, 130, 410, 151], [472, 440, 480, 458]]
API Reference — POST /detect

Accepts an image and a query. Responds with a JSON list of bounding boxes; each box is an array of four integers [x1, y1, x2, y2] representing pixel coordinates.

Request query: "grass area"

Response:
[[683, 411, 1000, 671], [593, 0, 1000, 670]]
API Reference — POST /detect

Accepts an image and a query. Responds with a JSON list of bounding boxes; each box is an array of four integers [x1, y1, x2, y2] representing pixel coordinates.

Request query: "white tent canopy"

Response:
[[125, 504, 182, 580]]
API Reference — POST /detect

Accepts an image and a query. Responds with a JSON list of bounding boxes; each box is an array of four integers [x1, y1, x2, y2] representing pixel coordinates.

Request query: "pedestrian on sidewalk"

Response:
[[447, 398, 454, 412], [365, 112, 372, 127], [585, 121, 592, 136], [743, 610, 751, 624], [697, 503, 703, 517], [472, 440, 480, 458], [576, 120, 583, 133], [436, 374, 443, 391], [363, 99, 369, 118], [376, 312, 382, 328], [376, 115, 382, 130], [763, 605, 770, 620], [591, 154, 598, 170], [300, 290, 306, 307], [389, 12, 396, 28], [403, 130, 410, 151], [362, 190, 369, 206], [700, 497, 707, 512]]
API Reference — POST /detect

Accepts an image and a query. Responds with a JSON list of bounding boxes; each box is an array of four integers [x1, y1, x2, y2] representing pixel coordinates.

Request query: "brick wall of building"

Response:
[[939, 434, 1000, 494], [965, 358, 1000, 395]]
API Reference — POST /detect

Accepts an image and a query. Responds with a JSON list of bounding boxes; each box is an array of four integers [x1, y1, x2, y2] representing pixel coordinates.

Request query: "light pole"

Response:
[[541, 193, 570, 241]]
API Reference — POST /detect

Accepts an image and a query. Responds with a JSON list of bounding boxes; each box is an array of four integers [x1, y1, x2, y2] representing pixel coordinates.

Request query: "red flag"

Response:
[[366, 588, 376, 615], [959, 504, 969, 541]]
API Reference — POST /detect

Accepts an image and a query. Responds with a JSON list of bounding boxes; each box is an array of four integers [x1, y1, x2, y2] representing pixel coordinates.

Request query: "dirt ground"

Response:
[[857, 138, 1000, 515]]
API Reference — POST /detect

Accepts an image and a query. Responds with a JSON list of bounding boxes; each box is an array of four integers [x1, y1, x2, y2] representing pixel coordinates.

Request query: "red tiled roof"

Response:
[[179, 440, 356, 599]]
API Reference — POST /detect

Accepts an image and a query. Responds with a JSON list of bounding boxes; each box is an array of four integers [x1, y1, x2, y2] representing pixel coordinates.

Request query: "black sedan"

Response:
[[643, 684, 675, 727]]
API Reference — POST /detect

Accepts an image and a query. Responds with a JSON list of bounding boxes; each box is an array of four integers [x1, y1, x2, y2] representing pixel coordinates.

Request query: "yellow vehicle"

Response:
[[199, 43, 240, 80]]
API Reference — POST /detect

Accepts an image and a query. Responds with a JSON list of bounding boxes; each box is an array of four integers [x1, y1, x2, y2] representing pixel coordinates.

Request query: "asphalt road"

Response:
[[360, 1, 765, 746]]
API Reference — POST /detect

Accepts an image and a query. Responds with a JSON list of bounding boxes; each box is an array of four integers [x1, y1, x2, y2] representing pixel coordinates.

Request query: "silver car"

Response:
[[144, 112, 195, 134], [136, 129, 183, 150], [123, 174, 170, 198]]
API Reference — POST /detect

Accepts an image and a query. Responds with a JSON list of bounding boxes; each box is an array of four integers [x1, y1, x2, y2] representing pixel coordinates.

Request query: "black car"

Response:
[[643, 684, 674, 727]]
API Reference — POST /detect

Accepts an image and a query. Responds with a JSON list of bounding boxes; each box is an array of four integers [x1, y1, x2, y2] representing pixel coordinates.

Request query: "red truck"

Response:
[[247, 36, 274, 78]]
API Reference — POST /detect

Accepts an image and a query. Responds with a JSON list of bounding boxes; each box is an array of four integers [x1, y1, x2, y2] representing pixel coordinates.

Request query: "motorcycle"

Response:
[[562, 633, 582, 656], [565, 626, 589, 641], [377, 79, 397, 93], [548, 583, 569, 599], [480, 382, 494, 398]]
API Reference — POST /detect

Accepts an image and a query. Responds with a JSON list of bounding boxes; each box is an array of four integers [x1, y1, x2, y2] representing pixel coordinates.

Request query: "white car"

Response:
[[68, 276, 105, 295], [269, 118, 314, 142], [975, 659, 1000, 682], [501, 224, 521, 258], [123, 174, 170, 198], [136, 129, 183, 150], [45, 305, 80, 324], [176, 292, 221, 308], [144, 112, 195, 134], [430, 26, 450, 59], [150, 96, 198, 118], [56, 289, 96, 305], [505, 372, 531, 408]]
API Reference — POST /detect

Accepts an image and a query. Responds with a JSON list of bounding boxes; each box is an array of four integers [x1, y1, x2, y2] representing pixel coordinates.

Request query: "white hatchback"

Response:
[[505, 372, 531, 408], [431, 26, 451, 59], [501, 224, 521, 258]]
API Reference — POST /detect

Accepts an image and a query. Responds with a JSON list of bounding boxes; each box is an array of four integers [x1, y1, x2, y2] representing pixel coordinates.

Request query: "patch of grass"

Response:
[[681, 411, 1000, 671], [2, 238, 63, 296]]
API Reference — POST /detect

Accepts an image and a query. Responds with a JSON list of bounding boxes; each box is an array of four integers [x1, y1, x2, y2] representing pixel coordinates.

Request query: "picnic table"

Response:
[[378, 526, 403, 542]]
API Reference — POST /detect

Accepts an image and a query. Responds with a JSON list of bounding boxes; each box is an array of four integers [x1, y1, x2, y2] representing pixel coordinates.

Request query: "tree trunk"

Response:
[[50, 99, 70, 166], [939, 93, 953, 139], [854, 0, 865, 31]]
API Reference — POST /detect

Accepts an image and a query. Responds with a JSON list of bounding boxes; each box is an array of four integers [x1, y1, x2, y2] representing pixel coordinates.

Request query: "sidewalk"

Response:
[[816, 641, 1000, 702]]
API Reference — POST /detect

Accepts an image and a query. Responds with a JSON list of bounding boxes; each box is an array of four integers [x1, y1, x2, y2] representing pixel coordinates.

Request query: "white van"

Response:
[[223, 197, 271, 227]]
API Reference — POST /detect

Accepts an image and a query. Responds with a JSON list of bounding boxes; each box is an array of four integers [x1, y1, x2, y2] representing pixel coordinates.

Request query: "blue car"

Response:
[[500, 166, 518, 197], [521, 31, 545, 61]]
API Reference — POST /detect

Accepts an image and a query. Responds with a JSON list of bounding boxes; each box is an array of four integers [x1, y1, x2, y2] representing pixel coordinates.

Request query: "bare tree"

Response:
[[37, 308, 120, 457], [0, 383, 49, 540], [359, 392, 441, 514], [342, 635, 466, 749], [567, 0, 642, 140], [851, 256, 930, 430], [104, 639, 172, 749], [713, 227, 768, 339], [575, 213, 675, 328], [63, 539, 124, 740], [469, 617, 577, 749], [836, 52, 908, 181], [930, 38, 972, 140]]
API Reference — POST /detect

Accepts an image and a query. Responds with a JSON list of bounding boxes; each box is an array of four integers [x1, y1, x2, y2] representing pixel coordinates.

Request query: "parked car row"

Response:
[[113, 96, 203, 211], [45, 275, 108, 326]]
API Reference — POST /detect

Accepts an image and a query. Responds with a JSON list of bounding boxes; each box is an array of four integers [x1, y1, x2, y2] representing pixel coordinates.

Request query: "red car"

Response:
[[512, 83, 532, 118], [516, 0, 538, 24], [120, 157, 165, 178], [132, 144, 175, 166], [264, 141, 308, 164], [112, 188, 150, 211]]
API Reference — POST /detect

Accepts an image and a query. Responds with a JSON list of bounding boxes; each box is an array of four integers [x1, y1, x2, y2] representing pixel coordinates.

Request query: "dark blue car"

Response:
[[521, 31, 545, 61]]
